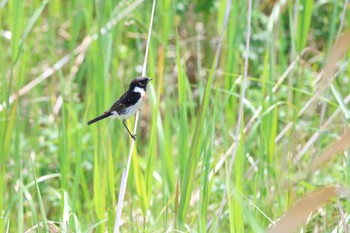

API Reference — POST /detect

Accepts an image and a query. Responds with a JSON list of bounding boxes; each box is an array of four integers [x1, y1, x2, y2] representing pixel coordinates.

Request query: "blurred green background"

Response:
[[1, 0, 350, 232]]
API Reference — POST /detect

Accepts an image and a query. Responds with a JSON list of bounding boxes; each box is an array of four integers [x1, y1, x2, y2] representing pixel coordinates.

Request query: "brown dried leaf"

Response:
[[299, 30, 350, 116], [324, 30, 350, 78], [309, 128, 350, 172], [269, 186, 349, 233]]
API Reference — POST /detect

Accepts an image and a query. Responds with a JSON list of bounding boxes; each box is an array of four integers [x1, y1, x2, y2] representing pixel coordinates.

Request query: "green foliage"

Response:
[[1, 0, 350, 232]]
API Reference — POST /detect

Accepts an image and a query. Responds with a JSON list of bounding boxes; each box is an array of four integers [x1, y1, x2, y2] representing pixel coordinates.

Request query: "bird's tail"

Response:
[[87, 112, 112, 125]]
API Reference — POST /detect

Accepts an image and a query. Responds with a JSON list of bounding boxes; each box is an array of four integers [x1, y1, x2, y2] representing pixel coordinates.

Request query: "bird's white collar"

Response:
[[133, 86, 145, 94]]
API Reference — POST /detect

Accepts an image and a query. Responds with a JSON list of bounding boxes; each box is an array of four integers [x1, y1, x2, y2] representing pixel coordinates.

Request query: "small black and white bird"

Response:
[[87, 77, 152, 140]]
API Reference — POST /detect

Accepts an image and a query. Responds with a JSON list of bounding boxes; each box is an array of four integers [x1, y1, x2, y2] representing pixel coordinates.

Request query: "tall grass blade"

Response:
[[10, 0, 24, 62], [132, 147, 148, 214], [296, 0, 313, 53], [177, 51, 217, 226], [30, 155, 49, 232]]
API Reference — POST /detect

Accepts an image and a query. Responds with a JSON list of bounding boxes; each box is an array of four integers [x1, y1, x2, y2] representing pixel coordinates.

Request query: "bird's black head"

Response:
[[129, 77, 152, 90]]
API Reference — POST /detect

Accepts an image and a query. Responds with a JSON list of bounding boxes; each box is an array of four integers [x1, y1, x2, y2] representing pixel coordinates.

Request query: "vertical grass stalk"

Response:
[[113, 0, 157, 232]]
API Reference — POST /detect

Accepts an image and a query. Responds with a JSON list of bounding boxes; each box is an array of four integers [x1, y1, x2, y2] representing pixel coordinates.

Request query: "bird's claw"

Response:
[[131, 134, 137, 140]]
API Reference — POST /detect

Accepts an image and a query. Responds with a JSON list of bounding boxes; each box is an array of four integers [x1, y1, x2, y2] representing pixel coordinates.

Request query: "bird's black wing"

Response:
[[108, 90, 141, 113]]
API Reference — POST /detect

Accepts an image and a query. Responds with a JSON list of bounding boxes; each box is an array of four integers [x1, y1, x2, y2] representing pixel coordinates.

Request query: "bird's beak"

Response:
[[148, 78, 152, 82]]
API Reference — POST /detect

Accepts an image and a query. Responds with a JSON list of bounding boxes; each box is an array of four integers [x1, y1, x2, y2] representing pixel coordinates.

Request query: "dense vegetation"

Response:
[[1, 0, 350, 232]]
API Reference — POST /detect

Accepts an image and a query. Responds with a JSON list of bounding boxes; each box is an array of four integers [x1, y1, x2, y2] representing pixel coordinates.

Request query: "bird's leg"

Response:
[[123, 119, 136, 140]]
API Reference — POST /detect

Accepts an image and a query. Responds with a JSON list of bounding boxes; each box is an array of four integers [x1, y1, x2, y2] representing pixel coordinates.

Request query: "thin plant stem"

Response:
[[113, 0, 157, 232]]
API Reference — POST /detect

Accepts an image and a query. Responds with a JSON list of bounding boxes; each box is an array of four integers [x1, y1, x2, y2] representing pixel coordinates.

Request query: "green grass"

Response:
[[1, 0, 350, 232]]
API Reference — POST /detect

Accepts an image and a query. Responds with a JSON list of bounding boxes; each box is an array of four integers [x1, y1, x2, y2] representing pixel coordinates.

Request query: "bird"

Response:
[[87, 77, 152, 140]]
